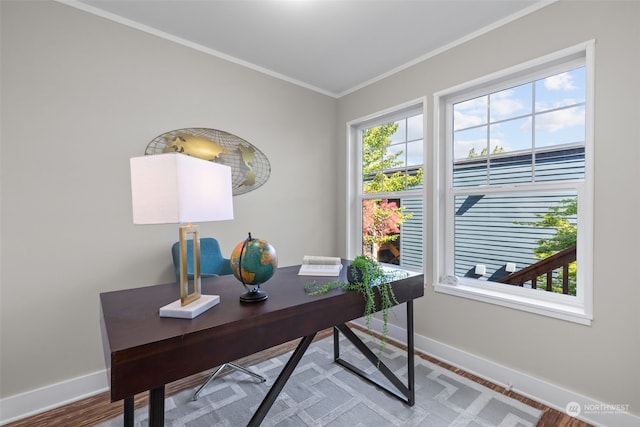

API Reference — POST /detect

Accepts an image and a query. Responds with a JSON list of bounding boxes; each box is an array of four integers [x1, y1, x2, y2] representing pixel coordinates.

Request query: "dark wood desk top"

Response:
[[100, 261, 424, 401]]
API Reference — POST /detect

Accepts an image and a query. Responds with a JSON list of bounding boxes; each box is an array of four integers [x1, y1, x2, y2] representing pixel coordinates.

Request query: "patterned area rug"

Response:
[[98, 330, 542, 426]]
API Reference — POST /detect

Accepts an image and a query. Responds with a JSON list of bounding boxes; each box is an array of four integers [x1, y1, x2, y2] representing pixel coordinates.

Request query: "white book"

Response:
[[298, 255, 343, 276]]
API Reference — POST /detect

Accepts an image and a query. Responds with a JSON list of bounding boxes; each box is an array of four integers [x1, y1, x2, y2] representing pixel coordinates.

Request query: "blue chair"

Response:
[[171, 237, 266, 400], [171, 237, 233, 283]]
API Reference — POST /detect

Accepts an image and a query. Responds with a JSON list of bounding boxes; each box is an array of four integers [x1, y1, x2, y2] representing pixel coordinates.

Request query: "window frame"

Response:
[[433, 41, 594, 325], [346, 98, 426, 269]]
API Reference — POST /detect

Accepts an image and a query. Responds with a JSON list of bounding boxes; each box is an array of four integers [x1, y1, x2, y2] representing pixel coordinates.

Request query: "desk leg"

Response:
[[123, 397, 134, 427], [407, 300, 415, 405], [148, 386, 165, 427], [334, 300, 415, 406], [248, 333, 316, 427]]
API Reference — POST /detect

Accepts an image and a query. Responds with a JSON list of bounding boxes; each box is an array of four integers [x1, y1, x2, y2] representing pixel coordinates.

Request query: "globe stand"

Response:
[[239, 286, 268, 303]]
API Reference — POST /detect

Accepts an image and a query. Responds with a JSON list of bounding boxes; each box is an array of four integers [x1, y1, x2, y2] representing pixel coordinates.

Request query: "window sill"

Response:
[[434, 280, 592, 325]]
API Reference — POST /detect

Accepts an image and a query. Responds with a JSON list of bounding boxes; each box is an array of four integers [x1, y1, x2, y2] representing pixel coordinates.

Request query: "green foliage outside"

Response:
[[467, 145, 505, 158], [519, 198, 577, 295], [361, 123, 423, 259], [363, 123, 424, 193]]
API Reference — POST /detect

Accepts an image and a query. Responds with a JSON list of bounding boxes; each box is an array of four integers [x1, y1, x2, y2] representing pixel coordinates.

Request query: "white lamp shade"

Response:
[[130, 152, 234, 224]]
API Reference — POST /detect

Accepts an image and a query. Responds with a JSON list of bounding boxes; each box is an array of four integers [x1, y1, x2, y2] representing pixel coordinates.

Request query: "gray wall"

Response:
[[338, 0, 639, 416], [1, 0, 338, 398]]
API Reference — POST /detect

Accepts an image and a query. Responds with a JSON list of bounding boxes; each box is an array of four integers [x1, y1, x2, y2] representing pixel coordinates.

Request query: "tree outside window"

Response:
[[361, 120, 423, 263]]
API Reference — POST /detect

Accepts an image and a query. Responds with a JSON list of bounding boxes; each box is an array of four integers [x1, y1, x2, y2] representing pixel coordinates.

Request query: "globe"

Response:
[[230, 233, 278, 302]]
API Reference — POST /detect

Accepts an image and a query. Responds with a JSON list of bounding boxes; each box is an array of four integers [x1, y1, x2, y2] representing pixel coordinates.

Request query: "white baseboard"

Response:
[[353, 316, 640, 427], [3, 321, 639, 427], [0, 370, 108, 426]]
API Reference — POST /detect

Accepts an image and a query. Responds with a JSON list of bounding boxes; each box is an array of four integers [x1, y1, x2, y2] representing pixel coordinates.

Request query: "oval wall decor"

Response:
[[145, 128, 271, 196]]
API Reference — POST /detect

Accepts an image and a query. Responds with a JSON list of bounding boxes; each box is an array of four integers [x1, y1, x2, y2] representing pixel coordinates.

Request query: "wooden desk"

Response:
[[100, 261, 424, 426]]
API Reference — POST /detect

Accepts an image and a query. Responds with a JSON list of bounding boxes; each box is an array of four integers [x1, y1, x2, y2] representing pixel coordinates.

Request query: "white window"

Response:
[[434, 42, 594, 325], [347, 100, 425, 271]]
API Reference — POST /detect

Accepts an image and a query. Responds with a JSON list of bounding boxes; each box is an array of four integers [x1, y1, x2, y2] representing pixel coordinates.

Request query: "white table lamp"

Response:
[[130, 152, 234, 319]]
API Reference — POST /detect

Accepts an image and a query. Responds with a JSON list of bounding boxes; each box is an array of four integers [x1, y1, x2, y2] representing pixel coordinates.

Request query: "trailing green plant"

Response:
[[303, 280, 344, 296], [304, 255, 402, 361]]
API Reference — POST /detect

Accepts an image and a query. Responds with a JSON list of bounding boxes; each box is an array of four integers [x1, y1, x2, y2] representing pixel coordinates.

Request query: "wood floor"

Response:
[[5, 326, 592, 427]]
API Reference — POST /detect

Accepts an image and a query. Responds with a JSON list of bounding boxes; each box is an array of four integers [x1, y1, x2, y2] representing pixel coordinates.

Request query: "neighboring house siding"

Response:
[[454, 147, 585, 187], [400, 197, 423, 269], [397, 147, 582, 277], [453, 146, 582, 280], [453, 192, 576, 280]]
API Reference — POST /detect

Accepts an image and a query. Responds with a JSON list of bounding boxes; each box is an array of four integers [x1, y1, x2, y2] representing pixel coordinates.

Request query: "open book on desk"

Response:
[[297, 255, 343, 276]]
